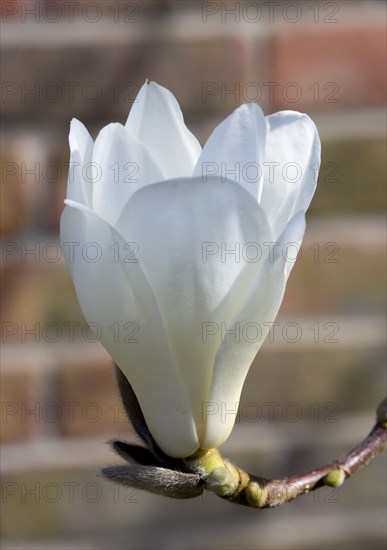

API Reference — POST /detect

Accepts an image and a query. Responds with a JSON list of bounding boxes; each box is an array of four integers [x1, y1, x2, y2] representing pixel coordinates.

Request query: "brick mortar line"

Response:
[[1, 312, 386, 373], [0, 412, 376, 474], [2, 109, 386, 151], [2, 8, 386, 48], [1, 510, 386, 550], [3, 215, 386, 249]]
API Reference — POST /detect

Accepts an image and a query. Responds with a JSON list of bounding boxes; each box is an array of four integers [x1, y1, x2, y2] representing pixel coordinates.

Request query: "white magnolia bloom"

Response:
[[60, 81, 320, 458]]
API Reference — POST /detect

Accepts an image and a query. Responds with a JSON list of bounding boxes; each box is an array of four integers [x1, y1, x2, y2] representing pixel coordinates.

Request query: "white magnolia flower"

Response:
[[60, 81, 320, 458]]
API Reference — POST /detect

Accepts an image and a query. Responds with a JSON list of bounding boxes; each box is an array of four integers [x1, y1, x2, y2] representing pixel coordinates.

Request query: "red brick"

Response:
[[270, 24, 386, 111], [0, 154, 26, 236], [2, 36, 248, 126], [58, 356, 134, 437], [0, 364, 41, 441]]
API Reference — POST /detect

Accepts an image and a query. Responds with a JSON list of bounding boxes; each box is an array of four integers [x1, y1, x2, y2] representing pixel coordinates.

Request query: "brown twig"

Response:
[[102, 367, 386, 508], [225, 418, 386, 508]]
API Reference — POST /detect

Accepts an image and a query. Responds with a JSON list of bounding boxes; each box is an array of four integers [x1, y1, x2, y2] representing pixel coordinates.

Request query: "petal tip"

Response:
[[69, 118, 93, 152], [69, 117, 87, 135]]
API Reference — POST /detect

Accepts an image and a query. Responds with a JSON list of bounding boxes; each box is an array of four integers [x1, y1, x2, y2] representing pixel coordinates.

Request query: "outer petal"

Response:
[[261, 111, 320, 240], [125, 81, 202, 179], [60, 200, 198, 458], [203, 211, 306, 449], [115, 177, 273, 443], [92, 123, 164, 226], [193, 104, 266, 201], [67, 118, 94, 207]]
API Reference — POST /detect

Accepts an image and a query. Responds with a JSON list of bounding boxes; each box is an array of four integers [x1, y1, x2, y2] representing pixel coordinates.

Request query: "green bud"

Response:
[[205, 467, 238, 497], [245, 482, 267, 507], [324, 468, 346, 487]]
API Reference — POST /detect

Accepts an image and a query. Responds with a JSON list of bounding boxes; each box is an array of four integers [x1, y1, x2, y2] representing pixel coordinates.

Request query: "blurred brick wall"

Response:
[[1, 1, 386, 548]]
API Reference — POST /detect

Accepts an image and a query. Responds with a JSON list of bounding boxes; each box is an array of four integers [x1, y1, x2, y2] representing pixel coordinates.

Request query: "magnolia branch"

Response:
[[213, 406, 387, 507], [102, 367, 386, 508]]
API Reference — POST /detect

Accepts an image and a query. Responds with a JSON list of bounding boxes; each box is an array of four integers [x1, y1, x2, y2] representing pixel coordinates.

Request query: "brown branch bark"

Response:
[[213, 397, 387, 507]]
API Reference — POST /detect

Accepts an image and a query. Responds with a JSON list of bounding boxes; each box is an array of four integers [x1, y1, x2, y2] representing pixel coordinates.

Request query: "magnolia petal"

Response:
[[60, 200, 199, 458], [261, 111, 320, 240], [203, 211, 306, 449], [92, 123, 164, 226], [193, 103, 266, 201], [67, 118, 94, 207], [125, 81, 202, 179], [282, 210, 306, 280], [115, 177, 272, 442]]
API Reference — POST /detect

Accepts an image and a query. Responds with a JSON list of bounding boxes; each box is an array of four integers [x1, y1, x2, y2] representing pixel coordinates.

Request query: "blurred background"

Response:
[[1, 1, 386, 548]]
